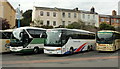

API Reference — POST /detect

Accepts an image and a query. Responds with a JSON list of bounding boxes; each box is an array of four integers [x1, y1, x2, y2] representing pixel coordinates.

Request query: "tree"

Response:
[[115, 27, 120, 32], [99, 22, 115, 30], [78, 20, 86, 29], [41, 25, 53, 29], [34, 25, 53, 29], [66, 20, 98, 32], [55, 25, 66, 28], [0, 18, 10, 30], [32, 17, 43, 27], [66, 22, 81, 29], [84, 25, 98, 32], [66, 19, 86, 29], [19, 10, 32, 27]]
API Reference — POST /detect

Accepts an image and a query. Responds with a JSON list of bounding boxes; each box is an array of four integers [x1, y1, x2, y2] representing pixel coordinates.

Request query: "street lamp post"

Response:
[[18, 4, 21, 28]]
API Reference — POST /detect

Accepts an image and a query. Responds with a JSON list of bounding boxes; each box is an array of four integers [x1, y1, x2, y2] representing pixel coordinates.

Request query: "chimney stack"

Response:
[[74, 7, 78, 11], [90, 7, 95, 13], [112, 10, 117, 16]]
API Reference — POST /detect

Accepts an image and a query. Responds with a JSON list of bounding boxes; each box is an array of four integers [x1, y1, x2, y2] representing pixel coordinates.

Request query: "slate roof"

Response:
[[35, 6, 98, 14]]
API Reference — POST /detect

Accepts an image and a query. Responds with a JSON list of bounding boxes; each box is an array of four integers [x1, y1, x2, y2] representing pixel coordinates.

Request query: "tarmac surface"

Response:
[[1, 50, 120, 68]]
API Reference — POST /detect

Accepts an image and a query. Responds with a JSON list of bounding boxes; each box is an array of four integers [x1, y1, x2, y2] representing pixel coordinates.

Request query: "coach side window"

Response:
[[115, 33, 120, 39], [0, 32, 2, 39], [23, 30, 32, 47], [89, 34, 95, 39], [41, 32, 47, 38], [34, 30, 43, 38], [27, 29, 35, 38]]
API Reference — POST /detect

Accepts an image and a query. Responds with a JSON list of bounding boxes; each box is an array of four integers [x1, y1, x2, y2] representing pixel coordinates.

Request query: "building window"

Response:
[[47, 12, 50, 16], [53, 21, 56, 26], [83, 14, 85, 19], [106, 18, 109, 22], [88, 22, 90, 25], [68, 13, 71, 18], [92, 23, 95, 26], [119, 19, 120, 23], [40, 20, 43, 25], [62, 21, 65, 26], [116, 19, 119, 23], [111, 19, 114, 23], [40, 11, 44, 16], [62, 12, 65, 18], [47, 21, 50, 26], [100, 18, 104, 22], [88, 15, 90, 19], [68, 21, 71, 24], [74, 13, 77, 18], [53, 12, 56, 17], [93, 15, 95, 19]]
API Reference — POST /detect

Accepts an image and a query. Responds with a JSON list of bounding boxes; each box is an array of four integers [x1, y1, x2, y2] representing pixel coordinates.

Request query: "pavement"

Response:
[[1, 50, 120, 67]]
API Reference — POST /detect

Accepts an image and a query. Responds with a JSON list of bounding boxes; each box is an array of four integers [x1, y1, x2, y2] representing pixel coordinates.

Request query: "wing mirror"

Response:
[[19, 32, 23, 37]]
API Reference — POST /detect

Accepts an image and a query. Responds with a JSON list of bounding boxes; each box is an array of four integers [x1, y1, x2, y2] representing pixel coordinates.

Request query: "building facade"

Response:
[[80, 7, 99, 27], [99, 10, 120, 28], [32, 6, 99, 27], [0, 0, 16, 28]]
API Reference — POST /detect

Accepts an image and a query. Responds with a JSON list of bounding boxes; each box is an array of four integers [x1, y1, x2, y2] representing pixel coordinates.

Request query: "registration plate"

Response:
[[99, 44, 106, 46], [12, 48, 17, 50], [49, 52, 52, 54]]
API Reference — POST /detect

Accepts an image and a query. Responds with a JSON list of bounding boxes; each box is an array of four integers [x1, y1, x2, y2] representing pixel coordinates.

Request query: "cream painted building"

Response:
[[0, 0, 16, 28], [32, 6, 99, 27], [80, 8, 99, 27]]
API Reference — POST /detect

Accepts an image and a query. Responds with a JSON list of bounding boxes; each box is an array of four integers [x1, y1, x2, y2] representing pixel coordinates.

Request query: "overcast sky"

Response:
[[7, 0, 120, 15]]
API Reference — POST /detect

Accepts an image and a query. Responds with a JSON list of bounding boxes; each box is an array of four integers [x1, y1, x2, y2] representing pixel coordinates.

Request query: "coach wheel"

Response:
[[69, 47, 74, 54], [114, 46, 116, 51], [90, 45, 93, 51], [87, 46, 91, 51], [33, 47, 39, 54]]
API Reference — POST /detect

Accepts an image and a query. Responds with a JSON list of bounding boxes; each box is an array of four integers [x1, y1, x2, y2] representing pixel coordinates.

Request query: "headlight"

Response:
[[6, 40, 10, 43], [56, 48, 61, 50]]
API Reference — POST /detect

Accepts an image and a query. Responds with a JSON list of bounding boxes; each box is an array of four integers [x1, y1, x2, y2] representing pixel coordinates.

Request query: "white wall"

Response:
[[32, 8, 80, 27], [32, 8, 60, 27], [32, 7, 99, 27], [80, 13, 99, 27]]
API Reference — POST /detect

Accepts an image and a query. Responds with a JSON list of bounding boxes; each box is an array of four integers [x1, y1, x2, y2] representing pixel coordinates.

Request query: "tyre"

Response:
[[87, 46, 91, 51], [33, 47, 39, 54], [90, 45, 93, 51], [114, 46, 116, 51], [69, 47, 74, 54]]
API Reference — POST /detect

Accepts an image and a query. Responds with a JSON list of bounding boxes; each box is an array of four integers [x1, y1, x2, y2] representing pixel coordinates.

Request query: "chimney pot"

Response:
[[112, 10, 117, 16]]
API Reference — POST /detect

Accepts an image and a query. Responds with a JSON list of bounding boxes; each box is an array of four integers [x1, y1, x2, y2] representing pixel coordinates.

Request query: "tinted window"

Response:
[[1, 32, 12, 39], [0, 32, 2, 39], [27, 29, 46, 38], [115, 33, 120, 39], [35, 30, 44, 38], [70, 34, 95, 39], [27, 29, 35, 37], [65, 30, 95, 39]]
